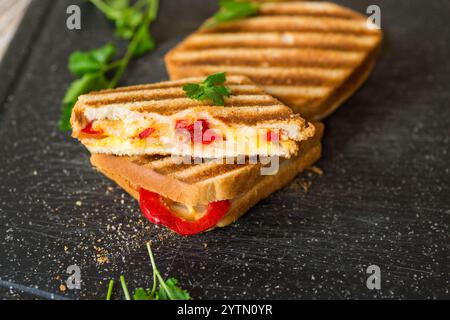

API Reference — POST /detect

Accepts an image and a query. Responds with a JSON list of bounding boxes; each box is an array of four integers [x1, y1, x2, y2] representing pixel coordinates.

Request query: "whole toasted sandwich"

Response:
[[71, 75, 315, 159], [165, 1, 383, 120], [91, 123, 323, 235]]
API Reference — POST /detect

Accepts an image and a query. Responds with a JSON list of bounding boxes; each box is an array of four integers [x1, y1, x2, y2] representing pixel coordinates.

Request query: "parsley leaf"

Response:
[[204, 71, 227, 86], [183, 72, 231, 106], [157, 278, 191, 300], [207, 0, 259, 27], [68, 43, 116, 77], [133, 287, 155, 300]]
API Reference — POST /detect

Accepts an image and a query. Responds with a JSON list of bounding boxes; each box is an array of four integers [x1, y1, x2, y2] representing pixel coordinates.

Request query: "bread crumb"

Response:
[[94, 246, 110, 265], [75, 201, 82, 207], [97, 255, 109, 265], [59, 284, 66, 292], [308, 166, 324, 176], [300, 180, 312, 193], [203, 243, 208, 248]]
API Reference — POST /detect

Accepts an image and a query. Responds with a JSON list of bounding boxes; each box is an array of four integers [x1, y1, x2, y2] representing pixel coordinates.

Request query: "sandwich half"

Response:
[[90, 123, 324, 235], [165, 1, 383, 120], [71, 75, 315, 158]]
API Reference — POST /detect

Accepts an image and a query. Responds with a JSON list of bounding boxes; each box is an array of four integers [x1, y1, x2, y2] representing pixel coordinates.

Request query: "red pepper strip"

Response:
[[138, 127, 156, 139], [266, 130, 279, 142], [139, 188, 231, 236], [175, 119, 217, 145], [81, 122, 102, 134]]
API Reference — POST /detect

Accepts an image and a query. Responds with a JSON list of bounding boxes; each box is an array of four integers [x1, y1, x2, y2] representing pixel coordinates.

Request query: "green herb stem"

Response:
[[146, 242, 176, 300], [106, 279, 114, 300], [103, 59, 123, 72], [120, 275, 131, 300], [108, 0, 159, 88]]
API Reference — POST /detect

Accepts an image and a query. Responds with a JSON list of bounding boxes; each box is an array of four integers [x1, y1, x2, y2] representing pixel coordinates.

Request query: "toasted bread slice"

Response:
[[165, 1, 383, 120], [72, 75, 314, 158], [91, 123, 323, 229]]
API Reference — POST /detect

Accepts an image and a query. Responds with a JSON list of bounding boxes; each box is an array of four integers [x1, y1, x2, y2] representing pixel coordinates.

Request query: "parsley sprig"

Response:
[[106, 242, 190, 300], [205, 0, 260, 28], [59, 0, 159, 131], [183, 72, 231, 106]]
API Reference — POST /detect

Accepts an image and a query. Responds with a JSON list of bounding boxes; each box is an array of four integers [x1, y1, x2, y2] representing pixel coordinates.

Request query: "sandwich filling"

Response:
[[74, 109, 313, 158]]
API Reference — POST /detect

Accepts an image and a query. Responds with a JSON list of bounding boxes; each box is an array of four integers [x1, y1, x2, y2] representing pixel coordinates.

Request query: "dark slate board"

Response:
[[0, 0, 448, 300]]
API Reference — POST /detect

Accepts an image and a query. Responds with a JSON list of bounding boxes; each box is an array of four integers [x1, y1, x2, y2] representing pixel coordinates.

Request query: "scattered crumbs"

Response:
[[75, 201, 82, 207], [59, 284, 66, 292], [32, 170, 38, 176], [94, 246, 110, 265], [64, 245, 69, 252], [203, 243, 208, 249], [97, 255, 109, 265], [308, 166, 324, 176], [300, 180, 312, 193]]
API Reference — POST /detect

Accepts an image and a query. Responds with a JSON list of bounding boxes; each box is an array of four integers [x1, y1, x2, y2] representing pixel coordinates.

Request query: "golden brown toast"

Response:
[[165, 1, 383, 120], [91, 123, 324, 229], [71, 75, 315, 158]]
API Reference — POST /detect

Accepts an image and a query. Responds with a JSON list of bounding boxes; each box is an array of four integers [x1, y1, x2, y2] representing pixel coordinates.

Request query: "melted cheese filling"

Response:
[[81, 119, 296, 156]]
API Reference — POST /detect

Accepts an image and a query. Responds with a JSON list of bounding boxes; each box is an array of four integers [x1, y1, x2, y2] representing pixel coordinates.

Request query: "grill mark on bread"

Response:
[[83, 94, 280, 109], [259, 2, 365, 20], [81, 85, 264, 102], [173, 163, 248, 184], [242, 1, 368, 24], [180, 33, 380, 51], [167, 65, 349, 86], [135, 105, 292, 122], [168, 48, 365, 69], [129, 155, 254, 184], [89, 76, 254, 95], [84, 103, 286, 116], [202, 16, 379, 36]]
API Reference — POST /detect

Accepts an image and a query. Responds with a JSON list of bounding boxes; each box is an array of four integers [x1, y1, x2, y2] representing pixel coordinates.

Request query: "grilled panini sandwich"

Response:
[[91, 123, 324, 235], [71, 75, 315, 159], [165, 1, 383, 120]]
